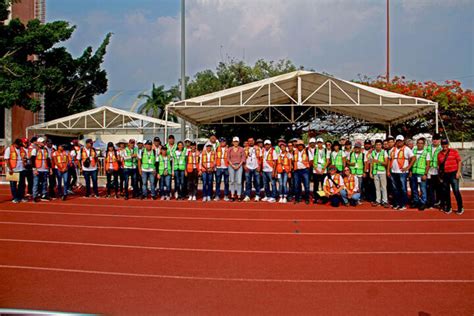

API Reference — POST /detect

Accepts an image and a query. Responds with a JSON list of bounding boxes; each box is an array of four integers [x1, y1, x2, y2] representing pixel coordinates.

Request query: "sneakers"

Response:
[[267, 198, 276, 203], [261, 197, 268, 202], [214, 196, 220, 201], [40, 196, 50, 202], [192, 195, 197, 201], [243, 196, 251, 202], [188, 196, 193, 201], [455, 208, 464, 215], [160, 196, 165, 201], [224, 196, 230, 202], [281, 197, 287, 204], [254, 196, 260, 202], [418, 204, 426, 211], [398, 206, 407, 211], [61, 195, 67, 201], [442, 207, 452, 214], [12, 199, 20, 204], [202, 196, 208, 202]]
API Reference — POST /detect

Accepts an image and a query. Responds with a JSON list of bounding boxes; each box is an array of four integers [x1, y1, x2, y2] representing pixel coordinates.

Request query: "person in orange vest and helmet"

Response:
[[80, 139, 99, 198], [30, 137, 51, 202], [5, 138, 28, 203], [200, 143, 216, 202], [104, 142, 121, 199], [52, 144, 71, 201]]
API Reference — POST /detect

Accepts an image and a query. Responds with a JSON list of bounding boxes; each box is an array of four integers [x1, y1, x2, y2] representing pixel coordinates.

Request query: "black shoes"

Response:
[[455, 208, 464, 215]]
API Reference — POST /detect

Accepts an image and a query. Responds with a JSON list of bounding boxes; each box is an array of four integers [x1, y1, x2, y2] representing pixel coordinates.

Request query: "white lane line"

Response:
[[0, 265, 473, 283], [1, 209, 473, 222], [1, 238, 473, 255], [1, 221, 473, 236]]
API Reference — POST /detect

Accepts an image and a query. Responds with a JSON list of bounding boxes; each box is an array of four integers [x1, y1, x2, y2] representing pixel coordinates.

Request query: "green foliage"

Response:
[[138, 83, 176, 122]]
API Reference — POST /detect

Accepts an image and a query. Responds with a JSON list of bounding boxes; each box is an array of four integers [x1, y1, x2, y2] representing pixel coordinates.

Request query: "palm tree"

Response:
[[137, 84, 177, 122]]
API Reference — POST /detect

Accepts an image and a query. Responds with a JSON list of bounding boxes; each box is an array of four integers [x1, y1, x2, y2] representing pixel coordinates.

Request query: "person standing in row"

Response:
[[347, 143, 365, 195], [370, 139, 389, 208], [139, 140, 157, 200], [410, 137, 431, 210], [81, 139, 99, 198], [215, 138, 230, 201], [438, 139, 464, 214], [427, 133, 443, 208], [200, 144, 215, 202], [172, 141, 187, 200], [157, 146, 172, 200], [68, 139, 82, 193], [185, 142, 199, 201], [243, 138, 261, 202], [312, 138, 330, 204], [5, 138, 28, 203], [104, 142, 120, 199], [52, 144, 71, 201], [123, 139, 139, 200], [228, 137, 245, 201], [262, 140, 277, 203], [330, 142, 346, 173], [31, 137, 50, 202], [275, 141, 292, 203], [293, 140, 310, 204]]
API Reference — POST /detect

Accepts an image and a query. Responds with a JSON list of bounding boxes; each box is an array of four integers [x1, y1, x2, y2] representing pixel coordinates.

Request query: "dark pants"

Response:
[[83, 170, 99, 196], [390, 173, 408, 208], [124, 168, 138, 198], [362, 172, 375, 202], [329, 194, 343, 207], [55, 169, 69, 197], [187, 169, 198, 197], [427, 174, 442, 207], [26, 168, 34, 195], [9, 170, 26, 202], [245, 169, 260, 197], [106, 170, 119, 195], [294, 169, 310, 202], [48, 172, 56, 198], [174, 170, 185, 198], [215, 168, 229, 197], [202, 172, 214, 198], [313, 173, 325, 201], [441, 172, 463, 210], [262, 171, 277, 199], [159, 174, 171, 197], [67, 165, 78, 190], [118, 168, 125, 194]]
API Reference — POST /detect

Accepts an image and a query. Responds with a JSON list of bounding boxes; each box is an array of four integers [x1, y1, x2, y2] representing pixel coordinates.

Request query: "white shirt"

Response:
[[324, 174, 345, 194], [262, 149, 277, 172], [390, 146, 414, 173], [245, 147, 260, 170], [4, 146, 25, 172], [189, 151, 198, 169], [81, 148, 98, 171], [296, 150, 307, 170], [307, 146, 316, 161], [344, 175, 360, 193], [31, 147, 49, 172]]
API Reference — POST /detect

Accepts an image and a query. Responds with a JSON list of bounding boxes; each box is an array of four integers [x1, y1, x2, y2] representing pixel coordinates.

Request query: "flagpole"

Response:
[[386, 0, 390, 83], [180, 0, 186, 139]]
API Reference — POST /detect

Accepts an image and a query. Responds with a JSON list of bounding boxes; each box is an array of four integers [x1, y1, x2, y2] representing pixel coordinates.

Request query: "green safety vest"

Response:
[[172, 150, 187, 171], [274, 146, 281, 155], [331, 151, 344, 172], [124, 147, 138, 168], [166, 143, 177, 156], [349, 152, 364, 175], [412, 148, 429, 175], [313, 148, 327, 170], [141, 150, 155, 170], [371, 150, 386, 175], [428, 145, 442, 168], [157, 155, 171, 175]]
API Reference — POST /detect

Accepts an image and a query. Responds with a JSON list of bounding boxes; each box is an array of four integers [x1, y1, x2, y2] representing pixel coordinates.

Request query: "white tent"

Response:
[[27, 106, 181, 137], [165, 71, 438, 136]]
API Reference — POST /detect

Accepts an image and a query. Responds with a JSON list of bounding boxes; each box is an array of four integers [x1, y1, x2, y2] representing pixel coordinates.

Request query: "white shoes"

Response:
[[268, 198, 276, 203], [214, 196, 220, 201], [188, 196, 192, 201], [192, 195, 196, 201], [262, 197, 268, 202], [254, 196, 260, 202], [203, 196, 208, 202], [243, 196, 251, 202], [281, 197, 287, 203], [224, 196, 230, 201], [160, 196, 165, 201]]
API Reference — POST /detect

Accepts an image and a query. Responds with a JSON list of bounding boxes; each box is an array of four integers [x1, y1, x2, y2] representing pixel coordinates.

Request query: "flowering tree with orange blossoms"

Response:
[[357, 76, 474, 141]]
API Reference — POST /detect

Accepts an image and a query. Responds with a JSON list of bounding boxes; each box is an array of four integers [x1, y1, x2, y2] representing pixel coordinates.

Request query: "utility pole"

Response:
[[180, 0, 186, 139], [386, 0, 390, 83]]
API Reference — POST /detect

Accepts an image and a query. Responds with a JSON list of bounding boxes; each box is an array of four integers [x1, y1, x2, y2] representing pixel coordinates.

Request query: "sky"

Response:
[[47, 0, 474, 109]]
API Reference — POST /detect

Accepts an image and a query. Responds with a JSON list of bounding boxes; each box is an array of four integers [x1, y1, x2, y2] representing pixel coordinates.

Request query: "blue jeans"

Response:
[[159, 174, 171, 196], [263, 171, 277, 199], [83, 170, 99, 196], [142, 171, 156, 197], [10, 170, 26, 202], [277, 172, 288, 197], [215, 168, 229, 197], [294, 169, 310, 201], [341, 190, 361, 205], [410, 174, 427, 206], [33, 171, 49, 198], [202, 172, 213, 198], [124, 168, 138, 198], [174, 170, 185, 198], [245, 169, 260, 197], [441, 172, 463, 210], [390, 173, 408, 207], [55, 169, 69, 197]]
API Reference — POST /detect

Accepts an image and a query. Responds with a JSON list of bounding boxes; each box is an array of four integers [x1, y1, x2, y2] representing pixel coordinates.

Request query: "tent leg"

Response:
[[435, 103, 439, 133], [164, 107, 169, 140], [388, 124, 392, 137]]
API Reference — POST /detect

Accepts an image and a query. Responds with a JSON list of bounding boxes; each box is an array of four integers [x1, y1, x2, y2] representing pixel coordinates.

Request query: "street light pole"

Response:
[[180, 0, 186, 139], [386, 0, 390, 83]]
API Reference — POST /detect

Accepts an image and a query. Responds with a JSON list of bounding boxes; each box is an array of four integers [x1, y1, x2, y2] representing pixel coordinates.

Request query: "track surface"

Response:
[[0, 187, 473, 315]]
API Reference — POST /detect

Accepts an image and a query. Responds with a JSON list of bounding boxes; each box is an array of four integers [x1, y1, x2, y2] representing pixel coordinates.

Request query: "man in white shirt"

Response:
[[5, 139, 28, 203], [214, 137, 230, 201], [261, 140, 278, 203], [30, 137, 51, 202], [243, 138, 262, 202], [80, 139, 99, 198], [387, 135, 416, 210]]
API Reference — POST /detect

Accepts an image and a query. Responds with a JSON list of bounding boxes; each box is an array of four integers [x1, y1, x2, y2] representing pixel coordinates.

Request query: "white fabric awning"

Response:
[[167, 71, 437, 126], [27, 106, 180, 137]]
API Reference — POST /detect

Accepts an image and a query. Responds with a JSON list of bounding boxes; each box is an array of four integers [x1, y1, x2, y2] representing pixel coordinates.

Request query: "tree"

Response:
[[138, 83, 176, 122]]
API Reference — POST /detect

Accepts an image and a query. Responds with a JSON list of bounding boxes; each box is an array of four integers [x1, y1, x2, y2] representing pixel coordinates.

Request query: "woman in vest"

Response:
[[157, 146, 172, 200], [275, 142, 292, 203], [313, 138, 330, 204], [369, 139, 389, 208], [81, 139, 99, 198], [5, 138, 28, 203], [123, 139, 139, 200], [30, 137, 51, 202], [185, 142, 199, 201], [172, 141, 187, 200], [410, 137, 431, 210], [330, 142, 346, 173], [139, 140, 157, 200], [347, 143, 365, 198], [341, 167, 361, 206], [293, 140, 310, 204], [105, 142, 120, 199], [214, 138, 230, 201], [261, 140, 278, 203], [52, 144, 71, 201], [323, 165, 345, 207], [200, 144, 216, 202]]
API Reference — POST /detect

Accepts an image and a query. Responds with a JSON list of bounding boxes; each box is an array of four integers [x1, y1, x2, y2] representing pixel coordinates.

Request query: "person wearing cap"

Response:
[[346, 143, 365, 200], [123, 139, 139, 200], [261, 140, 278, 203], [409, 137, 431, 210], [30, 137, 51, 202], [52, 144, 71, 201], [330, 142, 346, 173], [157, 146, 172, 200], [25, 136, 38, 197], [255, 138, 265, 195], [172, 141, 187, 200], [275, 142, 292, 203], [104, 142, 120, 199], [45, 139, 57, 199], [274, 138, 286, 155], [323, 165, 345, 207], [136, 141, 144, 193], [341, 166, 361, 206], [293, 140, 310, 204], [362, 139, 375, 203], [228, 136, 245, 201], [138, 140, 157, 200], [243, 138, 262, 202], [214, 137, 230, 201], [369, 139, 389, 208], [67, 139, 82, 194], [185, 141, 199, 201], [438, 139, 463, 214], [80, 139, 99, 198], [426, 133, 443, 209], [312, 138, 330, 204], [387, 135, 415, 210], [5, 138, 28, 203], [200, 143, 216, 202], [115, 139, 127, 195], [205, 134, 219, 151]]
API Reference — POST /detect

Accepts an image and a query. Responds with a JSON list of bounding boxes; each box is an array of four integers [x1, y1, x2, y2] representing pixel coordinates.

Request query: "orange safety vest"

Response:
[[293, 149, 310, 169], [390, 146, 406, 169], [53, 151, 70, 172], [81, 148, 97, 167], [186, 151, 199, 172], [324, 175, 341, 194], [245, 146, 262, 163], [201, 151, 215, 171], [216, 146, 229, 167], [343, 175, 356, 193], [276, 153, 291, 174], [263, 148, 275, 169], [8, 145, 27, 169], [35, 148, 49, 169], [72, 145, 82, 165], [105, 151, 120, 171]]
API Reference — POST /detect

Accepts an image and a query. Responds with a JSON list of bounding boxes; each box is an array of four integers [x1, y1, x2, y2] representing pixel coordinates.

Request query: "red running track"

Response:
[[0, 187, 473, 315]]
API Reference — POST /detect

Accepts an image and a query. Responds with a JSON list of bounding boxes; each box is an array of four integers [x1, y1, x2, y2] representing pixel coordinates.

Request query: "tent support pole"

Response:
[[164, 107, 169, 140], [388, 124, 392, 137], [435, 103, 439, 133]]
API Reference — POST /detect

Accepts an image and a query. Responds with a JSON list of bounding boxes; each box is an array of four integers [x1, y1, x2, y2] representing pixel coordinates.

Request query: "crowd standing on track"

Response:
[[4, 132, 464, 215]]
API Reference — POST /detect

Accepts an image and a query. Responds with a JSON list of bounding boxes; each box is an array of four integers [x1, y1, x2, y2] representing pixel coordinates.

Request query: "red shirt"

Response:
[[437, 149, 460, 173]]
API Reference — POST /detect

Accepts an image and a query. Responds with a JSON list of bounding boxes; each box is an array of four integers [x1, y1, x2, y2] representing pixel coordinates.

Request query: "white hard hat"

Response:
[[37, 137, 45, 143], [264, 140, 272, 145], [309, 138, 316, 143], [316, 138, 324, 143], [232, 136, 240, 142], [396, 135, 405, 141]]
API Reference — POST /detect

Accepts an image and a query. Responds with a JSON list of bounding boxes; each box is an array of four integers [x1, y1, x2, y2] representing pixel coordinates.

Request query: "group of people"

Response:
[[5, 132, 464, 214]]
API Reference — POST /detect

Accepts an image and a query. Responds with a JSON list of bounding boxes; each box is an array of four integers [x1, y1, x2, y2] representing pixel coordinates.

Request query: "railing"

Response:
[[462, 155, 473, 180]]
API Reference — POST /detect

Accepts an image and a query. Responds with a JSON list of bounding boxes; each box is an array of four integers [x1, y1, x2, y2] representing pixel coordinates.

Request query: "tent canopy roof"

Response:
[[27, 106, 180, 137], [167, 71, 436, 126]]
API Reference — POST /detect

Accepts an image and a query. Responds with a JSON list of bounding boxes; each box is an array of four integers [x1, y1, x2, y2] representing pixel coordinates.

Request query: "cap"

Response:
[[129, 139, 136, 144], [184, 138, 191, 142], [190, 141, 196, 146], [328, 165, 337, 171], [316, 138, 324, 143], [256, 138, 263, 143], [364, 139, 372, 145], [354, 143, 362, 148], [279, 142, 287, 147], [219, 137, 227, 142], [432, 133, 442, 140], [137, 140, 143, 144], [232, 136, 240, 142], [116, 139, 127, 145], [441, 139, 449, 145], [206, 143, 213, 147], [145, 140, 152, 145], [289, 138, 297, 143], [21, 137, 28, 143], [345, 140, 352, 145], [37, 137, 45, 143], [264, 140, 271, 145], [309, 138, 316, 143], [153, 137, 161, 142], [85, 139, 94, 144], [395, 135, 404, 141], [295, 140, 305, 146]]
